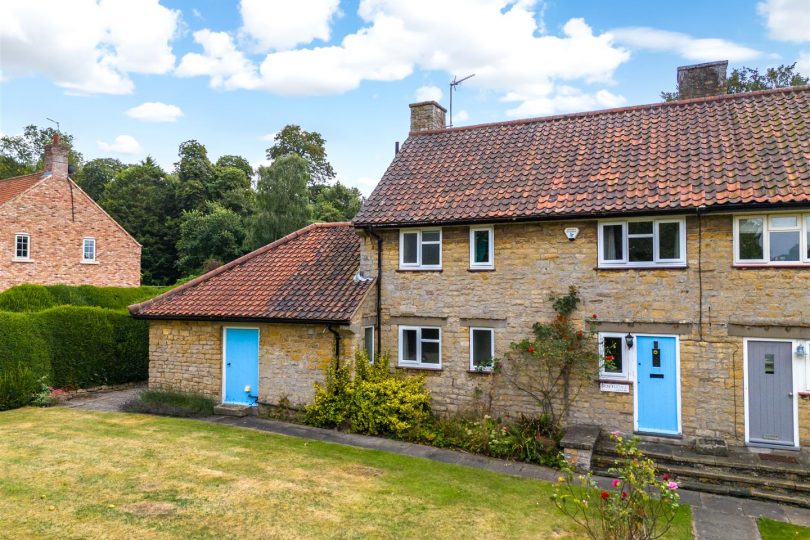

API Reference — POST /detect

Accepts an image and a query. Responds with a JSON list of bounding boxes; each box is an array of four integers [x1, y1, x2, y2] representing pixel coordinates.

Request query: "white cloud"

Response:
[[97, 135, 143, 155], [258, 132, 279, 142], [758, 0, 810, 43], [610, 27, 763, 62], [126, 102, 183, 123], [504, 86, 626, 117], [239, 0, 340, 51], [798, 51, 810, 74], [415, 85, 443, 102], [177, 0, 631, 115], [453, 110, 470, 123], [0, 0, 180, 94]]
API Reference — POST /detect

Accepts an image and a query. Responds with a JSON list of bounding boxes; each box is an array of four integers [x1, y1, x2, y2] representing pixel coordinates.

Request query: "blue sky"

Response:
[[1, 0, 808, 195]]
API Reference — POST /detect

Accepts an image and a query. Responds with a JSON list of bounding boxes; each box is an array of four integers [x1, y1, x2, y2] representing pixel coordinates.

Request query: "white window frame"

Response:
[[733, 212, 810, 266], [597, 217, 687, 268], [398, 325, 442, 369], [363, 325, 375, 363], [13, 233, 30, 261], [469, 327, 495, 372], [469, 226, 494, 270], [399, 229, 442, 270], [598, 332, 630, 381], [82, 237, 96, 263]]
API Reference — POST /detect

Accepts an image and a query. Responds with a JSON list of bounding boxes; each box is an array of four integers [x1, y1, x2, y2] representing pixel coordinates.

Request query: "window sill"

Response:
[[799, 392, 810, 399], [396, 364, 442, 371], [468, 267, 495, 272], [11, 258, 32, 263], [396, 268, 443, 273], [81, 260, 99, 265], [597, 378, 633, 385], [596, 265, 687, 271], [733, 264, 810, 269], [467, 369, 494, 375]]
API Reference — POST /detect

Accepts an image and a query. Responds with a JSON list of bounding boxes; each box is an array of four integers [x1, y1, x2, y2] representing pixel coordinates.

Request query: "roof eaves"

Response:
[[129, 313, 352, 325]]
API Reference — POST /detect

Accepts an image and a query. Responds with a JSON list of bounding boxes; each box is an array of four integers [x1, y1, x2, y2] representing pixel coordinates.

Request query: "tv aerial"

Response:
[[448, 73, 475, 128]]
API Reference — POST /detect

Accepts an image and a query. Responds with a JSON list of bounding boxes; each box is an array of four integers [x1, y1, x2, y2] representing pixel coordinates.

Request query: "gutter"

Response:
[[128, 313, 352, 326], [327, 325, 341, 368], [364, 227, 383, 359]]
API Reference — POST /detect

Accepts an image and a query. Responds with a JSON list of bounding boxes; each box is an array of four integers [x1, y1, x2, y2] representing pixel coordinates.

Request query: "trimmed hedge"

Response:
[[0, 284, 168, 312], [0, 364, 39, 411]]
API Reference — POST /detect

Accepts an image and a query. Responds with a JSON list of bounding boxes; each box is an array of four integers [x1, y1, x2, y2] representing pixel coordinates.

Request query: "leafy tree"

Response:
[[266, 125, 335, 186], [661, 62, 808, 101], [248, 154, 312, 249], [211, 166, 255, 217], [312, 181, 363, 222], [75, 158, 125, 201], [215, 155, 254, 181], [175, 140, 215, 211], [0, 125, 83, 179], [100, 158, 179, 285], [176, 202, 247, 275]]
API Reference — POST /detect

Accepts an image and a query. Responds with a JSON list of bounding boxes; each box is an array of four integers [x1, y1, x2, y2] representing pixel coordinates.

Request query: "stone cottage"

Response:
[[129, 222, 375, 408], [0, 136, 141, 290]]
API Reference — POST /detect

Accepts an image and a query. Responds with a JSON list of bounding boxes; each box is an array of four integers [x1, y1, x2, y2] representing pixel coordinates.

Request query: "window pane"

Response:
[[770, 216, 797, 228], [602, 225, 623, 260], [473, 230, 490, 264], [628, 221, 653, 235], [472, 329, 493, 367], [738, 218, 763, 260], [422, 243, 440, 265], [603, 337, 623, 374], [421, 341, 440, 364], [422, 328, 440, 340], [770, 230, 800, 261], [16, 236, 28, 258], [629, 237, 654, 262], [658, 222, 680, 259], [402, 329, 417, 361], [402, 233, 418, 264], [364, 327, 374, 358], [422, 231, 440, 242]]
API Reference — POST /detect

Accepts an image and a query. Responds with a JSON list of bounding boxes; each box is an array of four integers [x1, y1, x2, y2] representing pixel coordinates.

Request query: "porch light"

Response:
[[625, 333, 634, 349], [797, 343, 807, 358]]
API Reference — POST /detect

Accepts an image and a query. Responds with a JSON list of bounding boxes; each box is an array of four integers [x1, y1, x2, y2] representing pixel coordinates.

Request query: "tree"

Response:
[[175, 140, 215, 211], [0, 125, 83, 179], [248, 154, 311, 249], [215, 155, 254, 181], [75, 158, 125, 201], [176, 202, 247, 275], [100, 158, 179, 285], [661, 62, 808, 101], [211, 166, 255, 217], [312, 181, 363, 222], [266, 125, 335, 186]]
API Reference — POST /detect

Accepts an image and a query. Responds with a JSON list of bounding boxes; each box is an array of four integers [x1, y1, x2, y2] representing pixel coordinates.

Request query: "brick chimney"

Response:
[[677, 61, 728, 99], [43, 134, 69, 177], [409, 101, 447, 132]]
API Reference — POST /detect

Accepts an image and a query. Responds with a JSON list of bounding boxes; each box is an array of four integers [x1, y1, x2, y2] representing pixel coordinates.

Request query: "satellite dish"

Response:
[[67, 164, 76, 176]]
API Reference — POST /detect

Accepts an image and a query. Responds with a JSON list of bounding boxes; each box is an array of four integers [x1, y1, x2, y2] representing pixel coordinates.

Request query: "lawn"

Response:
[[758, 517, 810, 539], [0, 407, 693, 539]]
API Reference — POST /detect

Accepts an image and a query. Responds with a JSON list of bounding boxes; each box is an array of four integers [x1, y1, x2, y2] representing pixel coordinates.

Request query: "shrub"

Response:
[[122, 390, 215, 417], [305, 352, 432, 436], [0, 284, 169, 312], [0, 284, 57, 312], [0, 364, 39, 410]]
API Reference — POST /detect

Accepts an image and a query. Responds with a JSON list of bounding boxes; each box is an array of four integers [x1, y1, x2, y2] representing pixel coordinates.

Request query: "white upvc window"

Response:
[[398, 326, 441, 369], [598, 218, 686, 268], [469, 226, 494, 269], [599, 333, 630, 381], [14, 233, 29, 260], [469, 327, 495, 372], [399, 229, 442, 269], [733, 213, 810, 266], [363, 325, 375, 363], [82, 237, 96, 262]]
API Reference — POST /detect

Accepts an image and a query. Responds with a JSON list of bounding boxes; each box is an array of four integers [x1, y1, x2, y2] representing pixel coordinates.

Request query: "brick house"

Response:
[[0, 137, 141, 290], [351, 63, 810, 451]]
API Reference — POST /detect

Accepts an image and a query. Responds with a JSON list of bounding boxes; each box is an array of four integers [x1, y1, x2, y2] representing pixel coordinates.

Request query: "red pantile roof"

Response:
[[130, 223, 372, 323], [0, 172, 44, 206], [354, 87, 810, 227]]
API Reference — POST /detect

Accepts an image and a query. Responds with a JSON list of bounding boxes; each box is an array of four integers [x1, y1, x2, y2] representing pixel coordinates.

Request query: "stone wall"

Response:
[[0, 174, 141, 290], [362, 213, 810, 447]]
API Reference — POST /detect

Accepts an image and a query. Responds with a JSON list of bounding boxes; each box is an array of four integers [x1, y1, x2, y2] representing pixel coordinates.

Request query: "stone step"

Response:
[[213, 403, 254, 417]]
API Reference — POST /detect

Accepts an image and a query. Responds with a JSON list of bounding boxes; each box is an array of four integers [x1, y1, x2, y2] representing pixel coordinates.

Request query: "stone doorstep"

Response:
[[213, 404, 257, 417]]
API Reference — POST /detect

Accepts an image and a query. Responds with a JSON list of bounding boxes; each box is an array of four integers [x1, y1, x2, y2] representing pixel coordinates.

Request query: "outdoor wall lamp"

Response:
[[797, 343, 807, 358], [625, 333, 634, 349]]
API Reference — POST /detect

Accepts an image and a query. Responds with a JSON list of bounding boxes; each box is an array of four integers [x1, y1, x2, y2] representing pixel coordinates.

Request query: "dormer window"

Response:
[[399, 229, 442, 270], [598, 218, 686, 268]]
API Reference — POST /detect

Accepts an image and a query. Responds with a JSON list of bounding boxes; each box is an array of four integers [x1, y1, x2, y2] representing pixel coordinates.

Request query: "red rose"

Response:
[[605, 355, 614, 361], [621, 491, 628, 499], [577, 330, 584, 337], [662, 474, 670, 481], [592, 314, 598, 319], [528, 345, 535, 353], [600, 491, 609, 501]]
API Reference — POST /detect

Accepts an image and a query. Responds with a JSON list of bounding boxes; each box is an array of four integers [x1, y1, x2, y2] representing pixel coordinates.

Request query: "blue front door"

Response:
[[636, 336, 679, 435], [224, 328, 259, 405]]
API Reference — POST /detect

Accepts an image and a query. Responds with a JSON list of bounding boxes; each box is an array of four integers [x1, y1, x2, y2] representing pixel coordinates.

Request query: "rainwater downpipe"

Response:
[[327, 325, 341, 368], [365, 227, 383, 358]]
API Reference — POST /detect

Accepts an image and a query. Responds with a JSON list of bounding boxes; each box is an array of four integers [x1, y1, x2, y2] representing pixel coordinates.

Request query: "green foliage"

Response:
[[74, 158, 125, 201], [757, 517, 810, 540], [553, 434, 681, 540], [177, 202, 247, 274], [123, 390, 215, 417], [312, 181, 363, 222], [175, 139, 216, 212], [0, 125, 83, 179], [215, 155, 254, 180], [0, 364, 39, 411], [211, 166, 255, 217], [305, 352, 432, 436], [266, 124, 336, 186], [0, 284, 168, 312], [661, 62, 808, 101], [248, 154, 312, 249]]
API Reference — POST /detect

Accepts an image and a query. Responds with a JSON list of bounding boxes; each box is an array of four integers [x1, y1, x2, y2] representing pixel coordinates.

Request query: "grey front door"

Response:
[[747, 340, 795, 447]]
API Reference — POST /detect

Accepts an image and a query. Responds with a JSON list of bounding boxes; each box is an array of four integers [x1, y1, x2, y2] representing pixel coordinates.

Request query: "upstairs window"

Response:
[[469, 226, 494, 269], [399, 229, 442, 269], [82, 237, 96, 262], [14, 233, 29, 260], [598, 218, 686, 268], [398, 326, 441, 368], [734, 213, 810, 266]]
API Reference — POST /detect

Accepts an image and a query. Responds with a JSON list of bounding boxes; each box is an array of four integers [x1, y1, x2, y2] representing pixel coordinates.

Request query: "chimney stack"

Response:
[[43, 134, 69, 177], [409, 101, 447, 132], [677, 61, 728, 100]]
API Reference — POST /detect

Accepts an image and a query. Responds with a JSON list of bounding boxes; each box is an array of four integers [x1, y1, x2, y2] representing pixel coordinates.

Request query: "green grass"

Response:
[[122, 390, 216, 417], [758, 517, 810, 539], [0, 407, 692, 539]]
